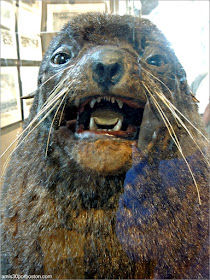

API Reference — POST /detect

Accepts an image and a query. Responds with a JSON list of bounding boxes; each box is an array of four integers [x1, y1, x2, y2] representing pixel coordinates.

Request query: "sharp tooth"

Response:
[[89, 117, 97, 130], [97, 97, 102, 103], [116, 99, 123, 109], [90, 99, 96, 108], [113, 119, 122, 131], [104, 96, 111, 101], [74, 99, 80, 107], [111, 97, 115, 103]]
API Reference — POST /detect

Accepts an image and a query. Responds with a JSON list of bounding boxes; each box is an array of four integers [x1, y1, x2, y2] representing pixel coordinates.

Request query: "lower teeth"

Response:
[[89, 109, 123, 131], [89, 117, 123, 131], [112, 119, 122, 131]]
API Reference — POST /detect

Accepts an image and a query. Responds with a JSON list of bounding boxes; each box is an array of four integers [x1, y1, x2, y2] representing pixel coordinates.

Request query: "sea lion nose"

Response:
[[91, 47, 124, 90]]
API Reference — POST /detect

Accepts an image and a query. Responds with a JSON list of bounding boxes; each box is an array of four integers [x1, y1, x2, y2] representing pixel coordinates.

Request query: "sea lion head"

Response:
[[29, 13, 202, 174]]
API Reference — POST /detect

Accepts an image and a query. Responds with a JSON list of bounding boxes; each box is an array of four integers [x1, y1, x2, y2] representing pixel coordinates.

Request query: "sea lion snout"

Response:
[[90, 47, 125, 90]]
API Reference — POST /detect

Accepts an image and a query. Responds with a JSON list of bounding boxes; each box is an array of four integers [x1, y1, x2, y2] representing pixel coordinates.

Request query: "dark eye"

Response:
[[51, 52, 71, 65], [146, 54, 167, 67]]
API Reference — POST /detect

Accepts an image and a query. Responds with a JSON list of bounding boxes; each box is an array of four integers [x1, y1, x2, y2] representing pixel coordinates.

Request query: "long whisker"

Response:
[[0, 98, 61, 179], [1, 70, 77, 174], [45, 91, 69, 157], [1, 64, 79, 179], [58, 101, 67, 127], [150, 88, 210, 165], [39, 79, 69, 111], [37, 64, 79, 116], [152, 86, 209, 163], [143, 82, 201, 205], [168, 99, 209, 143], [1, 62, 79, 161], [142, 67, 174, 99], [1, 85, 69, 159], [40, 64, 74, 89], [142, 67, 209, 143]]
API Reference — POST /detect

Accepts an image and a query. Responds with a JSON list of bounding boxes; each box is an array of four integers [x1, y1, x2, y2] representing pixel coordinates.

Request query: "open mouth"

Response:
[[62, 96, 145, 140]]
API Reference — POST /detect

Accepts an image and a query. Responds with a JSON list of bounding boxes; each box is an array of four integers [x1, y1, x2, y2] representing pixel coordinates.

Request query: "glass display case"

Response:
[[0, 1, 209, 279]]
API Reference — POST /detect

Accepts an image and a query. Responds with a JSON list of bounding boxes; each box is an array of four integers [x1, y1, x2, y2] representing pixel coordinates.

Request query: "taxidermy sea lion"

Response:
[[1, 13, 209, 279]]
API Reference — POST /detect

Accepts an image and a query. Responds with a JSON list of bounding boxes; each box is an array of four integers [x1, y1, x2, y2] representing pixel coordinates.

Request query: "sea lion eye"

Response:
[[146, 54, 167, 67], [51, 52, 71, 65]]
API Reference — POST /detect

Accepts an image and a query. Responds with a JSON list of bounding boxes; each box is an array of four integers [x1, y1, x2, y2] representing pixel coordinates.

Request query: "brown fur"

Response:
[[1, 13, 209, 279]]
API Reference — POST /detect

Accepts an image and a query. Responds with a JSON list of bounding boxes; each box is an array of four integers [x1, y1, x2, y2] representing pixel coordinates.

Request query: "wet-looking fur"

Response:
[[1, 13, 209, 279]]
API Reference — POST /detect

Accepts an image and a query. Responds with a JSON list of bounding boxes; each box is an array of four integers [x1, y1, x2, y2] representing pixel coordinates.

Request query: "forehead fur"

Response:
[[61, 13, 169, 46]]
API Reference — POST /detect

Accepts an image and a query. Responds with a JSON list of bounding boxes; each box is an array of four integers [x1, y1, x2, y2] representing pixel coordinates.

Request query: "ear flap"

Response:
[[190, 92, 200, 103], [21, 91, 36, 99]]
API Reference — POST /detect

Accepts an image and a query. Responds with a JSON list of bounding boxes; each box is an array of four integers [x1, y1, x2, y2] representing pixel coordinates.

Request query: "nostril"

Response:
[[110, 63, 120, 77], [95, 63, 105, 76], [110, 63, 122, 79]]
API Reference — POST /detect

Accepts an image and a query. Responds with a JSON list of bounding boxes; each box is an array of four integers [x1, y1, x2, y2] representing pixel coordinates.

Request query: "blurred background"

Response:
[[0, 0, 209, 169]]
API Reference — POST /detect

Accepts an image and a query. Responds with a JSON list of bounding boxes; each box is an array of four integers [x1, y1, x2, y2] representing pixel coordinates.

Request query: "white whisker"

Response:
[[45, 91, 69, 157], [58, 102, 67, 127], [142, 67, 209, 144], [153, 91, 209, 166], [40, 64, 74, 89], [143, 82, 202, 205]]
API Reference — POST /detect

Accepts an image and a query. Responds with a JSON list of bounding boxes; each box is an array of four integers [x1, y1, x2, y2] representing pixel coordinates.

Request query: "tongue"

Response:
[[89, 109, 123, 131]]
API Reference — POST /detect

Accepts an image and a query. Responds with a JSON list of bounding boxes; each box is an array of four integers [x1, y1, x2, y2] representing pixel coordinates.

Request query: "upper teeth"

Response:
[[90, 96, 123, 109], [75, 96, 124, 109], [90, 99, 97, 108], [117, 99, 123, 108], [74, 99, 80, 107]]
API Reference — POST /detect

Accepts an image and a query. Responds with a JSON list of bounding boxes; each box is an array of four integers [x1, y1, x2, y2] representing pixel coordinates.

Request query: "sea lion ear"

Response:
[[20, 90, 36, 99]]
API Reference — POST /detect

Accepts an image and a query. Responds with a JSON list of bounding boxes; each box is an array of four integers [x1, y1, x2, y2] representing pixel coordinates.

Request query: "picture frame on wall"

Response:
[[46, 2, 109, 32], [18, 33, 42, 61], [0, 29, 17, 60], [20, 66, 40, 119], [0, 67, 22, 128], [1, 0, 16, 31], [18, 0, 42, 34], [18, 0, 42, 61]]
